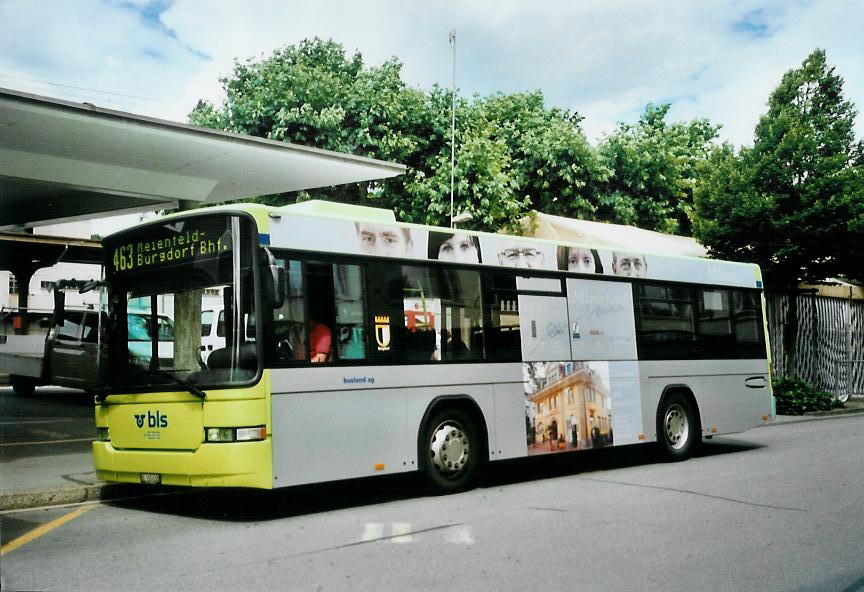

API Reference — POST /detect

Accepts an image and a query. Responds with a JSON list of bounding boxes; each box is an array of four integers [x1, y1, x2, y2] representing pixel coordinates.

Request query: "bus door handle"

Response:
[[745, 376, 767, 389]]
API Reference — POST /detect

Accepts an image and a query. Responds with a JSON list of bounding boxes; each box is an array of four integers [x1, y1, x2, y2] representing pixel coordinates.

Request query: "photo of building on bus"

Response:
[[525, 361, 613, 454]]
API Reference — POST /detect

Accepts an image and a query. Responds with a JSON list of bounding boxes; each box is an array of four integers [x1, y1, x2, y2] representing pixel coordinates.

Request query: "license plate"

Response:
[[140, 473, 161, 485]]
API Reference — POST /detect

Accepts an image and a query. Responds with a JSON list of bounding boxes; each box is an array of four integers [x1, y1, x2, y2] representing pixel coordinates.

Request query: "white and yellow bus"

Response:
[[92, 200, 773, 493]]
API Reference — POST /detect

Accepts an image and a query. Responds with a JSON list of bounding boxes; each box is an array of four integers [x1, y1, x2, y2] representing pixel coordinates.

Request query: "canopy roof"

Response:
[[0, 232, 102, 274], [0, 87, 406, 229]]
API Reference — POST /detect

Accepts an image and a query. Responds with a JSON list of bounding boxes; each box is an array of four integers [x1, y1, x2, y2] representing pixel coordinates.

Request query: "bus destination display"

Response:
[[108, 218, 232, 276]]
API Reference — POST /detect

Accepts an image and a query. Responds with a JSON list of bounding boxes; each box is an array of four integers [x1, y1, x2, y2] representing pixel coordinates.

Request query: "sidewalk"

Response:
[[0, 449, 148, 511], [770, 398, 864, 424], [2, 400, 863, 512]]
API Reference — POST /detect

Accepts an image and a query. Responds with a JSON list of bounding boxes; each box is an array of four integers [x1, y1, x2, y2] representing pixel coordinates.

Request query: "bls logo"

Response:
[[134, 411, 169, 429]]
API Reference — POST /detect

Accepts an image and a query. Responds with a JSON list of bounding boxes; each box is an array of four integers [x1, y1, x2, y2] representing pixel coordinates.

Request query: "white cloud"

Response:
[[0, 0, 861, 147]]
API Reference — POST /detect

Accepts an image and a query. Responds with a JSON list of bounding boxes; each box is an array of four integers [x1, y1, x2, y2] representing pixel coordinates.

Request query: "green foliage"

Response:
[[772, 376, 841, 415], [188, 38, 609, 232], [190, 38, 429, 207], [397, 86, 528, 232], [475, 92, 607, 222], [693, 49, 864, 288], [598, 103, 720, 234]]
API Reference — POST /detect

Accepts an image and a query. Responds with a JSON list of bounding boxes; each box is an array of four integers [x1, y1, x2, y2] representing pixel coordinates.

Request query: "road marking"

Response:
[[391, 523, 412, 543], [361, 523, 471, 544], [0, 437, 94, 447], [361, 523, 384, 542], [445, 525, 475, 544], [0, 505, 95, 556]]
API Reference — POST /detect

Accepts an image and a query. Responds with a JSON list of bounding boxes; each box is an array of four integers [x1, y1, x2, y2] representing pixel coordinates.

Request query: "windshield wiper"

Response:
[[137, 367, 207, 400], [94, 368, 206, 402]]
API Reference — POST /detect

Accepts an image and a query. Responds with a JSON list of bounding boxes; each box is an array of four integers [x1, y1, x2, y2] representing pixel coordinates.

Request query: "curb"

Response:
[[803, 406, 864, 417], [0, 483, 156, 512], [770, 405, 864, 426]]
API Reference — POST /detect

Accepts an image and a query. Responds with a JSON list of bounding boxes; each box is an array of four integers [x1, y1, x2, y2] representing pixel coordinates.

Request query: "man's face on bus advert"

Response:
[[613, 252, 646, 278], [356, 224, 413, 257]]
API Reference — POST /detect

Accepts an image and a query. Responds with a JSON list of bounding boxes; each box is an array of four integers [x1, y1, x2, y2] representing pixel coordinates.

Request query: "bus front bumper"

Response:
[[93, 439, 273, 489]]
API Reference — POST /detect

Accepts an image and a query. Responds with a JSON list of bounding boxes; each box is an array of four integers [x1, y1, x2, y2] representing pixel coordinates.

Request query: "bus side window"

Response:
[[440, 268, 483, 362], [732, 291, 766, 356], [634, 283, 695, 360], [365, 263, 406, 365], [401, 266, 483, 363], [333, 263, 366, 361], [696, 289, 733, 356], [273, 259, 307, 362], [483, 272, 521, 362]]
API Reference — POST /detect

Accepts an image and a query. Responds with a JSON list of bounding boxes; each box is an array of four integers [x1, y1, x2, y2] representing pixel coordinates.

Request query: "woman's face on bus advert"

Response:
[[567, 248, 596, 273], [437, 233, 479, 263]]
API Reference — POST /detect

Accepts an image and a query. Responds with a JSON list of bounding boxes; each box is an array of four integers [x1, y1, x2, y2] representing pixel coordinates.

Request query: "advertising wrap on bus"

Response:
[[93, 202, 772, 494]]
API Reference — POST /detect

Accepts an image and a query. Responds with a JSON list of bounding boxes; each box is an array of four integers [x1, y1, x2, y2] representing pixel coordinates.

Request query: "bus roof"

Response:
[[108, 200, 763, 289]]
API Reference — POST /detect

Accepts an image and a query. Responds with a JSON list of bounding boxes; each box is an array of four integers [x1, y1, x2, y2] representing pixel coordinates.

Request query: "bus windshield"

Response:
[[103, 214, 259, 391]]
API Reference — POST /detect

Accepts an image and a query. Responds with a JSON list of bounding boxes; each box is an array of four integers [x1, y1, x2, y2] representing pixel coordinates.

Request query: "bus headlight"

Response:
[[96, 427, 110, 441], [205, 426, 266, 443]]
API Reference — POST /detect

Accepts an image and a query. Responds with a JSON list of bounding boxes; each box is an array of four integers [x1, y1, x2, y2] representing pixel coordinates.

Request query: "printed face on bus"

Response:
[[613, 252, 646, 278], [437, 233, 480, 263], [356, 224, 413, 257], [498, 245, 545, 269], [566, 248, 597, 274]]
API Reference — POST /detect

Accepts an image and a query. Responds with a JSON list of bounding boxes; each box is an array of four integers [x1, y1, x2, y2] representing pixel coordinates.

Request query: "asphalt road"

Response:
[[2, 412, 863, 592], [0, 386, 94, 455]]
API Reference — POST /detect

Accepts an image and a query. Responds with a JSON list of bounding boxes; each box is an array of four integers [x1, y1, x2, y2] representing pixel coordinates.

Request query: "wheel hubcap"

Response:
[[430, 421, 469, 476], [664, 404, 689, 450]]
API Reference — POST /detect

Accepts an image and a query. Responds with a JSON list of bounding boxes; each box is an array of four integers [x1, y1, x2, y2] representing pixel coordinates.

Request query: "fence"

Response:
[[766, 293, 864, 398]]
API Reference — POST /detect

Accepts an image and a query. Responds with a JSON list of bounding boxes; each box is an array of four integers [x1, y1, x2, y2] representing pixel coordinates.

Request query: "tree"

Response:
[[407, 90, 607, 232], [693, 49, 864, 379], [693, 49, 864, 289], [598, 103, 720, 234], [190, 38, 430, 206], [395, 86, 527, 231], [189, 39, 607, 233], [476, 92, 607, 222]]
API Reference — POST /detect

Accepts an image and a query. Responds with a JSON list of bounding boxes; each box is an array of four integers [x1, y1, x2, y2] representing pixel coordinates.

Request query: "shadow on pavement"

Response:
[[108, 437, 763, 522]]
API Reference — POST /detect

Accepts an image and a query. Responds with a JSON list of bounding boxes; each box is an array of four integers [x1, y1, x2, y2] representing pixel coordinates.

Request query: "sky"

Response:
[[1, 0, 862, 149]]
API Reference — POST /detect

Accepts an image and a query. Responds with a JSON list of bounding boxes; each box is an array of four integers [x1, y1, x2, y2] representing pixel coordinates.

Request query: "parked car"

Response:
[[1, 308, 174, 395]]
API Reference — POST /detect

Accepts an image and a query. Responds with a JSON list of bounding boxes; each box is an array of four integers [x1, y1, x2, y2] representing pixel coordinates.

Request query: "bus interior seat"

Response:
[[207, 342, 257, 370]]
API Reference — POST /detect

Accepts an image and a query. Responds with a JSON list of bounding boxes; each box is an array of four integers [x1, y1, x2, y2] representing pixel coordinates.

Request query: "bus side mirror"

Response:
[[261, 248, 285, 309], [53, 287, 66, 327]]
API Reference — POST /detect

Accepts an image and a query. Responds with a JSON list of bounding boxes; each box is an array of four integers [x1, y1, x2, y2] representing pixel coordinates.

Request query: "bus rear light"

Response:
[[205, 426, 267, 443]]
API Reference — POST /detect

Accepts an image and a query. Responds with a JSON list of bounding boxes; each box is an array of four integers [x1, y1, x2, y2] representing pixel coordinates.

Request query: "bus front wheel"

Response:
[[656, 392, 700, 461], [420, 408, 482, 494]]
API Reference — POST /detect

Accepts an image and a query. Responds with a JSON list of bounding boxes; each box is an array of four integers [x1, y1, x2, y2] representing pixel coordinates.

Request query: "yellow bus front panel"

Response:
[[94, 380, 273, 489]]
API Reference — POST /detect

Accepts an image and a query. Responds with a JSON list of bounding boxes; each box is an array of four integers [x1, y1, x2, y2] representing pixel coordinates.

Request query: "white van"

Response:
[[200, 306, 225, 364]]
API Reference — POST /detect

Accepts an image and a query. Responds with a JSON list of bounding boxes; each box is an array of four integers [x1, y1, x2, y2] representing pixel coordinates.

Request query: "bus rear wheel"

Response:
[[656, 392, 700, 461], [420, 408, 482, 494]]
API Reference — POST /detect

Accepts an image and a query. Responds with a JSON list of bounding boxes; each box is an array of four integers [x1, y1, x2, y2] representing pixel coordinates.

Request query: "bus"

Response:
[[91, 200, 773, 493]]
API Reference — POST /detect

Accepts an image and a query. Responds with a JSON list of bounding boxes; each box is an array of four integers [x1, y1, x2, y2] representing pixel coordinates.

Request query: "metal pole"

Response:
[[449, 29, 456, 229]]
